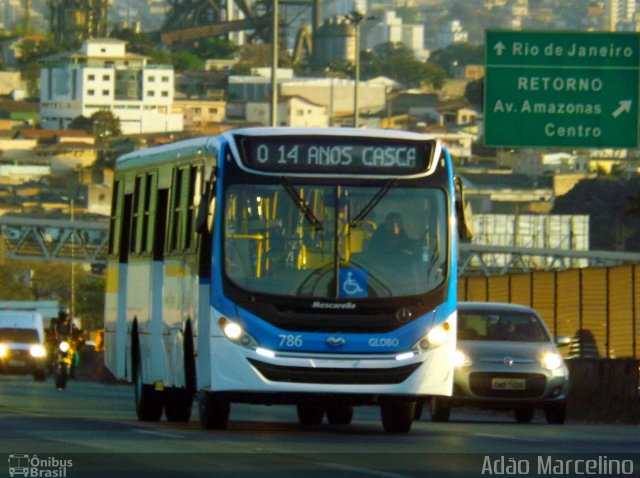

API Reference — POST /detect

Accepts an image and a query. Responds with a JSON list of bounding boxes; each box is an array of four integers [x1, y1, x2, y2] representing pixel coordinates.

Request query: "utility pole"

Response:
[[270, 0, 279, 127], [346, 10, 365, 128]]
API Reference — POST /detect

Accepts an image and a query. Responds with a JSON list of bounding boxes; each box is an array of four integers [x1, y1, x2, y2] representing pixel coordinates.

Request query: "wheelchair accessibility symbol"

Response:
[[339, 269, 367, 298]]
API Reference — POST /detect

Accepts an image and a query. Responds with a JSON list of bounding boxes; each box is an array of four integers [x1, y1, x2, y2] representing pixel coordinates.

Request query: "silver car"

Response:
[[430, 302, 570, 424]]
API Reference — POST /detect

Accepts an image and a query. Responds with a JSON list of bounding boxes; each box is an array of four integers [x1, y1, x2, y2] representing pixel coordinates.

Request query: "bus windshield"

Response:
[[224, 182, 447, 299]]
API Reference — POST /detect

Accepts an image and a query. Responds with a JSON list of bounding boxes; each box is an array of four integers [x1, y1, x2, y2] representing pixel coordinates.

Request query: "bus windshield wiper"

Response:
[[349, 179, 397, 226], [280, 178, 324, 230]]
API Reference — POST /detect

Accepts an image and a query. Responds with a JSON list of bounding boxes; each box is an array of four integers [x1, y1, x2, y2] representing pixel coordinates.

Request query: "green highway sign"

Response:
[[484, 30, 640, 148]]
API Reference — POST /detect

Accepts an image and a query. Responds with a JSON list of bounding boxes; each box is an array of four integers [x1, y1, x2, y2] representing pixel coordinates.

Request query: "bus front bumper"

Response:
[[206, 336, 454, 398]]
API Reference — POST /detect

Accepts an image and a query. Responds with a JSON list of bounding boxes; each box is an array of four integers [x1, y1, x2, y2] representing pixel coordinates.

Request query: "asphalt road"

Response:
[[0, 375, 638, 477]]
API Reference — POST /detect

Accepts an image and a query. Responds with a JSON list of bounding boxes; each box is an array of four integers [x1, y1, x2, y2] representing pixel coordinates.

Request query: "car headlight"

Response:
[[453, 350, 472, 367], [58, 341, 71, 352], [542, 352, 563, 370], [0, 343, 7, 358], [30, 344, 47, 358], [218, 318, 258, 348]]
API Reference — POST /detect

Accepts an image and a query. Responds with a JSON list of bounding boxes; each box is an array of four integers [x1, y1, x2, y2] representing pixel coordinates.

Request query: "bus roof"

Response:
[[223, 127, 438, 142], [115, 127, 441, 172], [116, 136, 213, 171]]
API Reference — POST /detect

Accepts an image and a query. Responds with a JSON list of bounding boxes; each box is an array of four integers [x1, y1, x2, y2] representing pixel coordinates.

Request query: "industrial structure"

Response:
[[47, 0, 109, 49], [159, 0, 321, 50]]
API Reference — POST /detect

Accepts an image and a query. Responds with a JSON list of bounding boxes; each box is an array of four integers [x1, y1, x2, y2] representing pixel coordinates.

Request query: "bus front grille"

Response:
[[247, 359, 420, 385]]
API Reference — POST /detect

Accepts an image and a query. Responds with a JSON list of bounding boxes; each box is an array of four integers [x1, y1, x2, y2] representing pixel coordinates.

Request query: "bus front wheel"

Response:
[[430, 396, 451, 422], [296, 403, 325, 426], [199, 392, 230, 430], [380, 399, 415, 433]]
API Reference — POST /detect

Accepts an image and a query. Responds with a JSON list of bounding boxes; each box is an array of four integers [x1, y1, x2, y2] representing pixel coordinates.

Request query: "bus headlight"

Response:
[[427, 323, 451, 346], [542, 352, 563, 370], [0, 343, 8, 358], [412, 322, 452, 352], [218, 318, 258, 348], [30, 344, 47, 358]]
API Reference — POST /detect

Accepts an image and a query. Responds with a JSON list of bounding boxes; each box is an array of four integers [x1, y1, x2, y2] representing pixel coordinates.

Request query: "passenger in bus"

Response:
[[367, 212, 417, 255]]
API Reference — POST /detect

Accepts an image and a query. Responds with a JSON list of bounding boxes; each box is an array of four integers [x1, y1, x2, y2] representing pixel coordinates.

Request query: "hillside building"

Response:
[[39, 38, 182, 135]]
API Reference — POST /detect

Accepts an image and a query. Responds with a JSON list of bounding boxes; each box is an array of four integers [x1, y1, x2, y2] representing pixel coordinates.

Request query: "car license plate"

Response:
[[491, 378, 526, 390], [8, 359, 26, 367]]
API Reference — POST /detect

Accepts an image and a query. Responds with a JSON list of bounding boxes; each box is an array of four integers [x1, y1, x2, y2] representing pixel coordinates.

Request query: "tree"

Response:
[[0, 260, 105, 331], [110, 27, 172, 65], [193, 37, 238, 59], [552, 177, 640, 251], [361, 42, 446, 89], [0, 262, 33, 300], [17, 37, 64, 99], [90, 110, 121, 141], [172, 50, 204, 72], [69, 115, 93, 134], [429, 43, 485, 77], [464, 78, 484, 110]]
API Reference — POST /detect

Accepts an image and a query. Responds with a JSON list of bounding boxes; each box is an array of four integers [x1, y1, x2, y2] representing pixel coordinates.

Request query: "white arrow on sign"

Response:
[[612, 100, 632, 118], [494, 42, 506, 56]]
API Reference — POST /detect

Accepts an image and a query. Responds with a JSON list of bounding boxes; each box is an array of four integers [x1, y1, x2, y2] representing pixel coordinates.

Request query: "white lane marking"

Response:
[[474, 433, 541, 443], [133, 429, 185, 439], [318, 461, 413, 478]]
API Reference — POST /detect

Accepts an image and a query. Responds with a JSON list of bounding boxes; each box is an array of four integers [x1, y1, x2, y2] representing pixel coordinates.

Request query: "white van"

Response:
[[0, 310, 48, 380]]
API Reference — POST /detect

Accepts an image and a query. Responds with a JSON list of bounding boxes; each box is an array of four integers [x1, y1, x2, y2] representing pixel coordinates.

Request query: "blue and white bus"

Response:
[[104, 127, 470, 433]]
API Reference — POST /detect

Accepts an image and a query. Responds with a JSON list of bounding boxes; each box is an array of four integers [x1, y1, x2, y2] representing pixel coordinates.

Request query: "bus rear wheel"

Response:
[[380, 400, 415, 433], [165, 387, 193, 422], [166, 324, 195, 422], [133, 343, 163, 421], [199, 392, 230, 430]]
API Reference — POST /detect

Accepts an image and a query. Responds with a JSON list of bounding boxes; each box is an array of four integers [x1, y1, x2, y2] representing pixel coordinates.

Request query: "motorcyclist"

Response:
[[53, 306, 83, 377]]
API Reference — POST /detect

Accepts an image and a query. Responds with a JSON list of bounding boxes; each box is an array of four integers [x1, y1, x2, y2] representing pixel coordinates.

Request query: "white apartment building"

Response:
[[433, 20, 469, 50], [246, 96, 329, 128], [40, 38, 183, 135], [363, 11, 426, 60]]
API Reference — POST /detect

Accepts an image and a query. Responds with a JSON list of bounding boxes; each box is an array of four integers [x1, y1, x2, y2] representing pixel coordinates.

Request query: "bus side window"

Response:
[[130, 175, 142, 254], [108, 180, 122, 257], [184, 165, 201, 251], [169, 168, 184, 252], [140, 173, 156, 254], [120, 194, 133, 263], [154, 189, 169, 261]]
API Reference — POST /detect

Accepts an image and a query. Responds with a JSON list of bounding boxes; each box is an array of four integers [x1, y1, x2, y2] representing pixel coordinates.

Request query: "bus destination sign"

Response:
[[237, 136, 434, 175]]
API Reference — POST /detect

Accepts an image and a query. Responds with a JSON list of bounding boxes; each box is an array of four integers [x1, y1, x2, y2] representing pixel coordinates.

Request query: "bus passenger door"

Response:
[[195, 168, 216, 390], [150, 188, 169, 385], [117, 193, 132, 379]]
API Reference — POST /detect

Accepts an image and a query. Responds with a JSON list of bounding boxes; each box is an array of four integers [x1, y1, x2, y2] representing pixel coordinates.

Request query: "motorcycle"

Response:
[[53, 339, 74, 390]]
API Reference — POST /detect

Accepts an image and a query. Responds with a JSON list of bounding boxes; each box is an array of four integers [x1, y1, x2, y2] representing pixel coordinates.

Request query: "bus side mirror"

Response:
[[454, 177, 473, 241]]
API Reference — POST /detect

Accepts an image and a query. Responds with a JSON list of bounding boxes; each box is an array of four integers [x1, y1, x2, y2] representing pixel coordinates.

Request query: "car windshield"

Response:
[[0, 328, 39, 343], [224, 183, 447, 299], [458, 310, 550, 342]]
